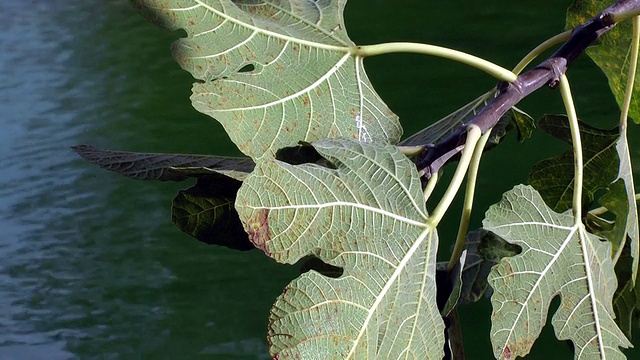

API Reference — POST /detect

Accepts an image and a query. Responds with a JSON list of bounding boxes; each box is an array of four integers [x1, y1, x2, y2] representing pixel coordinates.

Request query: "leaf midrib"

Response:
[[346, 226, 434, 359], [493, 223, 578, 352]]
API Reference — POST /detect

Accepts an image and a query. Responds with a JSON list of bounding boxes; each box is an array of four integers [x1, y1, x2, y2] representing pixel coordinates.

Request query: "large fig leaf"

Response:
[[132, 0, 401, 160], [567, 0, 640, 123], [236, 138, 443, 359], [484, 185, 632, 359]]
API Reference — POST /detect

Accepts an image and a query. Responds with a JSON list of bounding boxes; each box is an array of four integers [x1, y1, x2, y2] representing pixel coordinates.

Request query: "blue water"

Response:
[[0, 0, 636, 358]]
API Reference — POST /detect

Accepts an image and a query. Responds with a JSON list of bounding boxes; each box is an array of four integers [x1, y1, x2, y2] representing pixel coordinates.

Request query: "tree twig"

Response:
[[417, 0, 640, 178]]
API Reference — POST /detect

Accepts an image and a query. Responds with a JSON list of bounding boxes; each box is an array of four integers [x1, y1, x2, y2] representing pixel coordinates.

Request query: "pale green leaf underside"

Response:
[[133, 0, 401, 160], [616, 135, 639, 281], [236, 138, 443, 359], [484, 185, 631, 359]]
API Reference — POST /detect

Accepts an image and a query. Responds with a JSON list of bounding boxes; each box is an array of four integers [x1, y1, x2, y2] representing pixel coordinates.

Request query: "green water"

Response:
[[0, 1, 636, 359]]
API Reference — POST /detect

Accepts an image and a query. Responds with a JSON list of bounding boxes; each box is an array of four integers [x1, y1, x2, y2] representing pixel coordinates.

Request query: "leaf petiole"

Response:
[[511, 30, 571, 74], [353, 43, 517, 82], [589, 193, 640, 216], [423, 170, 439, 203], [429, 125, 482, 226], [448, 128, 492, 271], [558, 74, 584, 222], [611, 7, 640, 23]]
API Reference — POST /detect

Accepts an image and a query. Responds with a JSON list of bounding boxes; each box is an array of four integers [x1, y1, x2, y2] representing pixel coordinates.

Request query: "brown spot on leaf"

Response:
[[247, 209, 271, 255], [503, 346, 511, 360]]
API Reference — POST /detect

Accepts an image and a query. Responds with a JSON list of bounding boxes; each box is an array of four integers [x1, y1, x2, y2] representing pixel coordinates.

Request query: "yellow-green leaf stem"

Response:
[[511, 30, 572, 75], [429, 125, 483, 226], [355, 43, 517, 82], [558, 75, 584, 222], [397, 145, 425, 157], [448, 129, 492, 271], [620, 16, 640, 128], [423, 170, 439, 203], [611, 7, 640, 23], [589, 193, 640, 216]]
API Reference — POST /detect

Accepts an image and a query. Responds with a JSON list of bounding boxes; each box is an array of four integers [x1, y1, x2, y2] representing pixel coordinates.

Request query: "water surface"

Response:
[[0, 1, 636, 359]]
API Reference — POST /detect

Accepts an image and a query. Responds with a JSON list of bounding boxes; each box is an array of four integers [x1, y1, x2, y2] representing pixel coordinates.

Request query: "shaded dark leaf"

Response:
[[172, 176, 253, 251], [528, 115, 619, 212], [612, 242, 640, 339], [591, 179, 630, 255], [463, 230, 522, 303], [72, 144, 254, 181], [443, 310, 465, 360], [437, 251, 466, 317]]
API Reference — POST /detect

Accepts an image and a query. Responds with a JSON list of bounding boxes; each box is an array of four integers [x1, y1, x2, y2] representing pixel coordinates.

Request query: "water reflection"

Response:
[[0, 1, 294, 358]]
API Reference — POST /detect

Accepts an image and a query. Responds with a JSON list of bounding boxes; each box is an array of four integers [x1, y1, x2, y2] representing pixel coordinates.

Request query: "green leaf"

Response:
[[507, 106, 536, 143], [445, 253, 466, 318], [593, 179, 630, 256], [436, 251, 466, 317], [236, 138, 443, 359], [484, 185, 631, 359], [133, 0, 401, 160], [567, 1, 640, 123], [612, 244, 640, 339], [172, 176, 253, 250], [566, 0, 640, 282], [453, 230, 521, 304], [528, 115, 619, 212], [72, 145, 254, 181]]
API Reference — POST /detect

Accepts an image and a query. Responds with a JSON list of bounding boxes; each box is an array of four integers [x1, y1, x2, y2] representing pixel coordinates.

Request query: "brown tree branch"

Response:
[[417, 0, 640, 178]]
